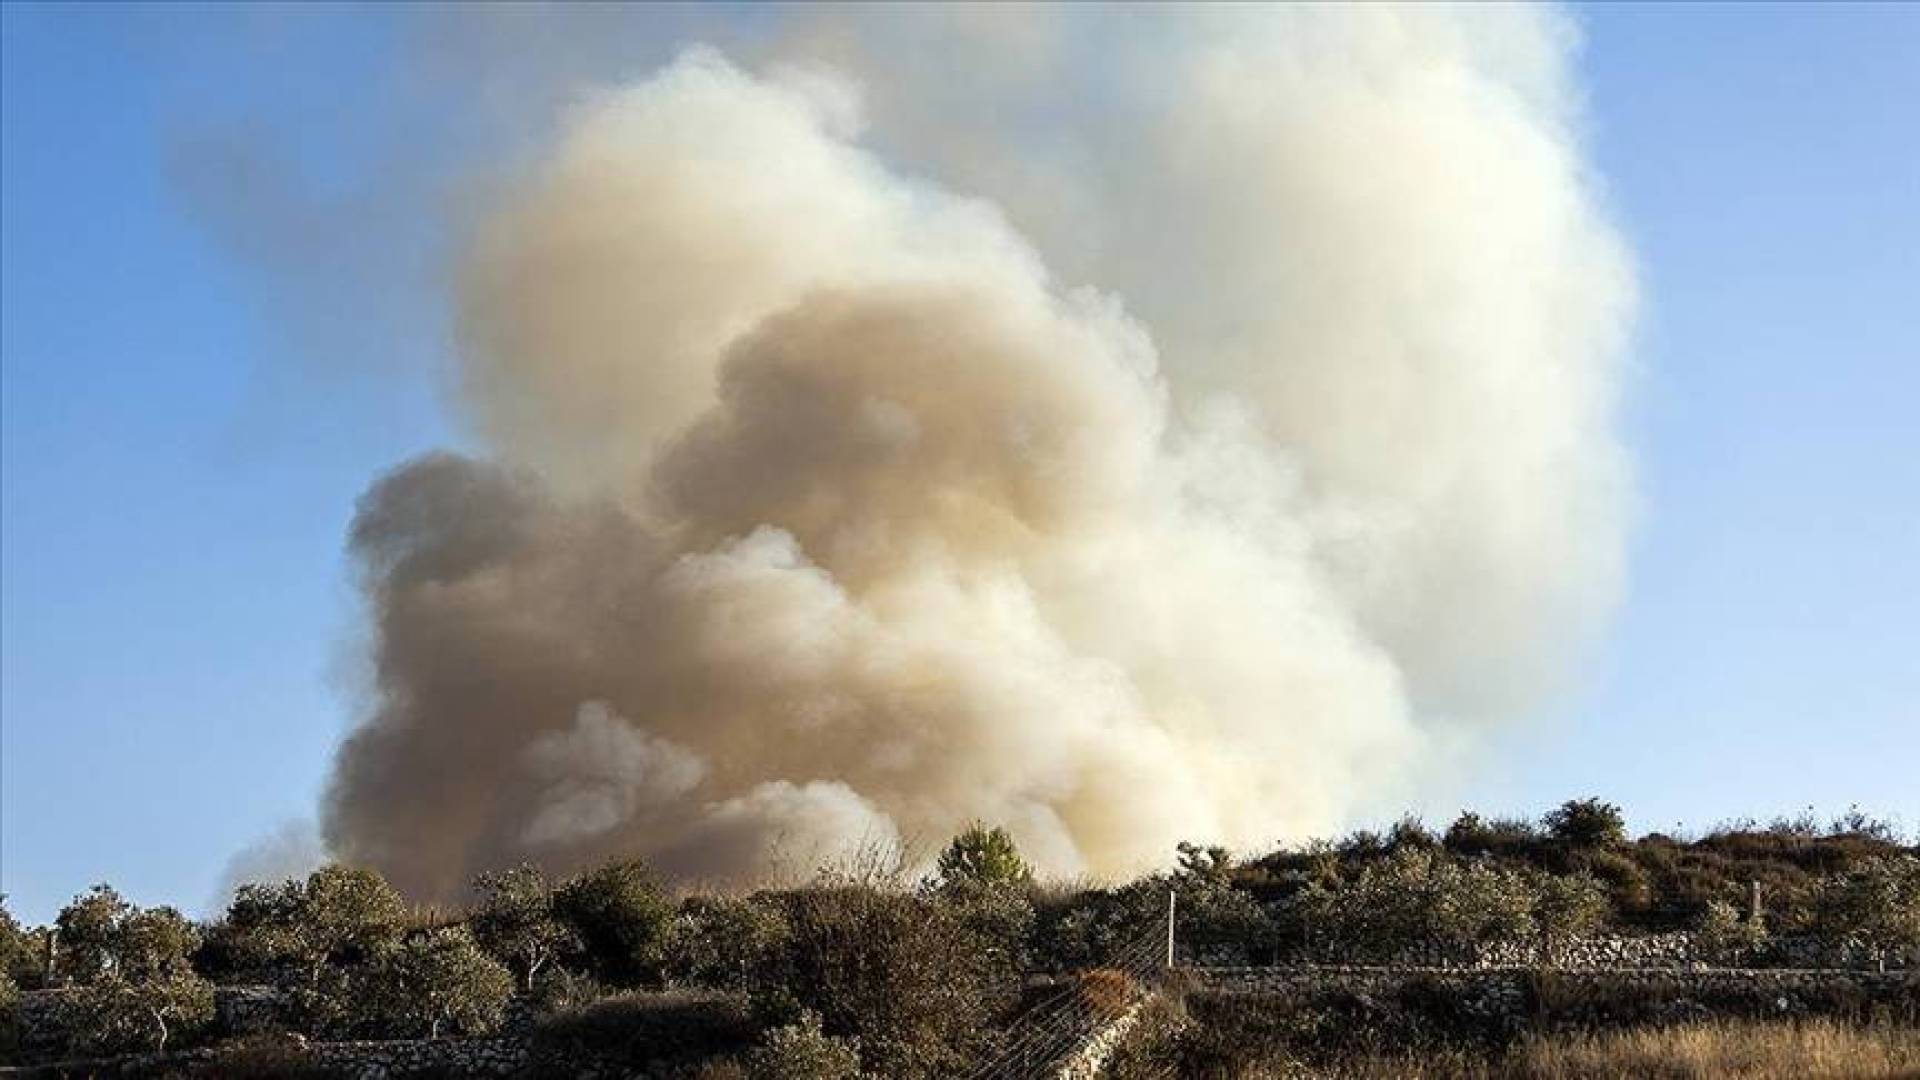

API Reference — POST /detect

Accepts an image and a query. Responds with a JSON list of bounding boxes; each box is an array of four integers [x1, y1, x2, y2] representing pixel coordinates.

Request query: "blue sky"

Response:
[[3, 4, 1915, 923]]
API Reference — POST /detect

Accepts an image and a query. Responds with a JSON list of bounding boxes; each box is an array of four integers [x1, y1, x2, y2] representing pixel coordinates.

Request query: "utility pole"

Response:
[[1165, 888, 1177, 970]]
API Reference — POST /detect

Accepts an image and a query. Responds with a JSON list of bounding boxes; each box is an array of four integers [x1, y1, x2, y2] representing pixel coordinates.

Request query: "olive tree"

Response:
[[49, 886, 213, 1053], [554, 860, 674, 987], [0, 897, 39, 984], [471, 863, 577, 992], [360, 926, 514, 1039], [1813, 855, 1920, 970], [221, 865, 407, 987], [70, 971, 215, 1055], [1301, 849, 1535, 961], [1532, 871, 1612, 959], [662, 894, 793, 991]]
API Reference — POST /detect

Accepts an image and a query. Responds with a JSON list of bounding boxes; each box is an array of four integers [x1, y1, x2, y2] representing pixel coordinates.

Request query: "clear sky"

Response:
[[3, 4, 1915, 924]]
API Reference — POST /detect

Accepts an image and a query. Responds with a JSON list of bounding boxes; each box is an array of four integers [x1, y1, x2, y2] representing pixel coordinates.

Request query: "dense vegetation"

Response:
[[2, 802, 1916, 1076]]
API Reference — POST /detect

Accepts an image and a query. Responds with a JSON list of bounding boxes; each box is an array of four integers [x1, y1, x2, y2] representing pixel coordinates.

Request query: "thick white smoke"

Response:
[[323, 6, 1634, 901]]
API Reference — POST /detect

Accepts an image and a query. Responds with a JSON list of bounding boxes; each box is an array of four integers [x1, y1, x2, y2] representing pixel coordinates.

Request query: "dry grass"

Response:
[[1306, 1019, 1920, 1079], [1508, 1018, 1920, 1079]]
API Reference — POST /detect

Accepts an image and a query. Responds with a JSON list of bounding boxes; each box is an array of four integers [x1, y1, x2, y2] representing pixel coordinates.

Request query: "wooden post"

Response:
[[1165, 889, 1177, 970], [1748, 880, 1763, 926]]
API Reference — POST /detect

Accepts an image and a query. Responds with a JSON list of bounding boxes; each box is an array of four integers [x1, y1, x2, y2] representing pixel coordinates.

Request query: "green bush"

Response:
[[743, 1010, 861, 1080]]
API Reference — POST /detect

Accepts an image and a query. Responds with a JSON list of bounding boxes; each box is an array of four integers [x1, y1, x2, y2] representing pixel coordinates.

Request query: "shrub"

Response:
[[530, 989, 759, 1075], [1695, 897, 1767, 963], [1033, 881, 1167, 971], [180, 1032, 335, 1080], [743, 1010, 861, 1080], [767, 884, 1020, 1078], [932, 877, 1036, 974], [526, 964, 606, 1015], [1576, 849, 1654, 914]]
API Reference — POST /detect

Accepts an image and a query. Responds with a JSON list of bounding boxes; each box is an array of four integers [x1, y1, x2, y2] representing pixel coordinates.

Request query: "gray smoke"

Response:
[[322, 6, 1634, 902]]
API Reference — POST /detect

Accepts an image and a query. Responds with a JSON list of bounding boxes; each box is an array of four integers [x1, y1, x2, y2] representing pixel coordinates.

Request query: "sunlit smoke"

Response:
[[320, 6, 1634, 902]]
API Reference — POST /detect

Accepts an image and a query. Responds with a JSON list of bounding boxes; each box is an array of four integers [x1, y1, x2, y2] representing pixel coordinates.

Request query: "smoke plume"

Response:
[[323, 6, 1634, 901]]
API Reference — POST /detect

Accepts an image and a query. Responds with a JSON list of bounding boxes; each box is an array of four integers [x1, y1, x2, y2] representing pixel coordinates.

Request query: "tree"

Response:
[[46, 886, 213, 1055], [52, 886, 201, 986], [1813, 855, 1920, 971], [54, 884, 134, 983], [1532, 871, 1612, 959], [0, 971, 19, 1058], [361, 926, 513, 1039], [222, 865, 407, 987], [1299, 849, 1535, 961], [554, 860, 674, 987], [1696, 897, 1767, 964], [936, 824, 1033, 889], [1443, 812, 1494, 856], [1544, 798, 1628, 850], [663, 894, 793, 991], [70, 970, 215, 1055], [0, 896, 44, 986], [471, 863, 577, 992]]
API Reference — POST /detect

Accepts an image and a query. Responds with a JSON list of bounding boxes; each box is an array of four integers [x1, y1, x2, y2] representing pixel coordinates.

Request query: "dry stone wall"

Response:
[[1191, 963, 1919, 1031], [1, 1037, 528, 1079], [1185, 932, 1913, 971]]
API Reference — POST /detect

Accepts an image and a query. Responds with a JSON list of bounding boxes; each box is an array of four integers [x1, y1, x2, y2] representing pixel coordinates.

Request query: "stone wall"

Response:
[[1053, 999, 1147, 1080], [1184, 932, 1914, 971], [1, 1036, 528, 1079], [8, 985, 290, 1060], [1189, 963, 1918, 1032]]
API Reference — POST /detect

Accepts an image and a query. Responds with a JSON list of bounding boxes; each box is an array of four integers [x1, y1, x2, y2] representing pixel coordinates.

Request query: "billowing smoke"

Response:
[[322, 6, 1634, 902]]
